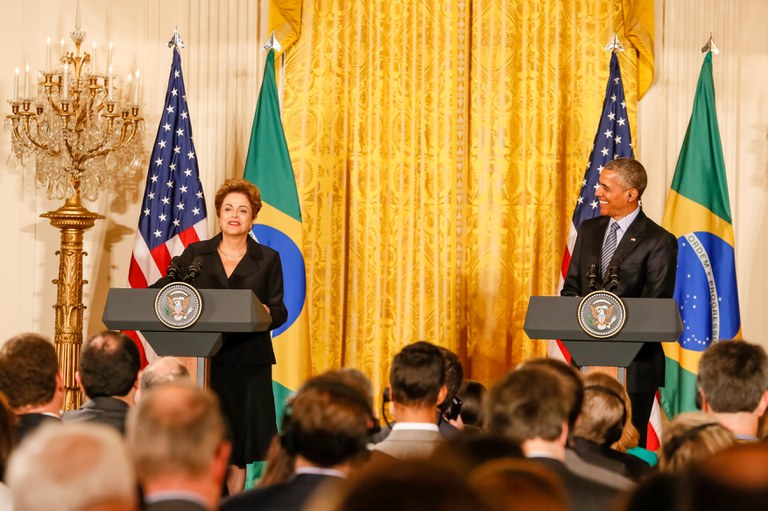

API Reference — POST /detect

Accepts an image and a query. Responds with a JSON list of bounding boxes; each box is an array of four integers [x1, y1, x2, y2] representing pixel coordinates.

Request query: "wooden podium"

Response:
[[523, 296, 682, 382], [102, 288, 272, 387]]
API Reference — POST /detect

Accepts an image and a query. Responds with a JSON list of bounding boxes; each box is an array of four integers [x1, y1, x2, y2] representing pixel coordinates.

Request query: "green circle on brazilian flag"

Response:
[[577, 290, 627, 338], [155, 282, 204, 329]]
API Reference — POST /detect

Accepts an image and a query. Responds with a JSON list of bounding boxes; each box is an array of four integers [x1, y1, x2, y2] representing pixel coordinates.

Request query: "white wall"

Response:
[[638, 0, 767, 346]]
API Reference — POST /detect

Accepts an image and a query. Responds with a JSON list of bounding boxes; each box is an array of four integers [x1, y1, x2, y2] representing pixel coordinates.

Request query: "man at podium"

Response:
[[154, 179, 287, 493], [561, 158, 677, 446]]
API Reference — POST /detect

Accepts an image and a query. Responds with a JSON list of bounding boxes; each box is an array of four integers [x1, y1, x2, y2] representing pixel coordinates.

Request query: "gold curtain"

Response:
[[281, 0, 651, 393]]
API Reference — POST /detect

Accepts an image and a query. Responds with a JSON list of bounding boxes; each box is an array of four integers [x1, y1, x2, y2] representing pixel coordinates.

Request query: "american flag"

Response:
[[126, 48, 207, 364], [552, 51, 662, 450]]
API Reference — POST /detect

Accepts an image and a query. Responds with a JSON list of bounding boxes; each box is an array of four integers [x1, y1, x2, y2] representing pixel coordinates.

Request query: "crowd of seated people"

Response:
[[1, 333, 767, 511]]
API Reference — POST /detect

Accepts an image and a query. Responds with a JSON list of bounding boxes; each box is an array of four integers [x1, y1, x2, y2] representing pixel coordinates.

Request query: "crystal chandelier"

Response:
[[5, 16, 144, 202]]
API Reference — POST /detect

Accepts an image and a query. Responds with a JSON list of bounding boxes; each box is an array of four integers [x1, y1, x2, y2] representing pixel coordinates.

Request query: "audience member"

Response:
[[429, 433, 523, 475], [609, 377, 657, 467], [137, 356, 190, 399], [658, 411, 735, 474], [373, 342, 447, 459], [456, 379, 486, 432], [484, 368, 620, 511], [697, 340, 768, 441], [126, 382, 231, 511], [470, 458, 568, 511], [5, 422, 136, 511], [521, 358, 634, 490], [62, 330, 141, 434], [437, 346, 464, 436], [572, 372, 652, 480], [680, 443, 768, 510], [618, 473, 681, 511], [222, 374, 374, 511], [0, 333, 63, 440], [318, 459, 489, 511]]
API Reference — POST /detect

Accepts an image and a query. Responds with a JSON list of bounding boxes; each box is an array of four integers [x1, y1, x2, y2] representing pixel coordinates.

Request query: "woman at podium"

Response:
[[154, 178, 287, 493]]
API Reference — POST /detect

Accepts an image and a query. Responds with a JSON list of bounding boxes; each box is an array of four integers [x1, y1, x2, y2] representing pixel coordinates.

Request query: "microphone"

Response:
[[166, 256, 183, 282], [606, 265, 621, 292], [184, 257, 203, 283], [587, 263, 600, 291]]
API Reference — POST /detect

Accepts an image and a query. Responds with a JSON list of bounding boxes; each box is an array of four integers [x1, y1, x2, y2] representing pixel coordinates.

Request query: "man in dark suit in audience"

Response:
[[485, 368, 620, 511], [0, 333, 63, 440], [373, 342, 447, 459], [127, 382, 231, 511], [562, 158, 677, 445], [222, 374, 374, 511], [62, 330, 141, 434]]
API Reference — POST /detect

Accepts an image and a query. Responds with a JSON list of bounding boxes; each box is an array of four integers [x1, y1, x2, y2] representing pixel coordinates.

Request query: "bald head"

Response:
[[139, 357, 190, 394]]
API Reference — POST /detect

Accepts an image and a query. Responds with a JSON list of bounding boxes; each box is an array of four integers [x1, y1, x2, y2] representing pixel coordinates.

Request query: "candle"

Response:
[[13, 68, 19, 100], [107, 66, 113, 99], [107, 42, 112, 74], [46, 37, 51, 72], [24, 64, 29, 97], [62, 63, 69, 99], [91, 42, 97, 72], [126, 73, 132, 103], [134, 70, 140, 103], [60, 39, 65, 59]]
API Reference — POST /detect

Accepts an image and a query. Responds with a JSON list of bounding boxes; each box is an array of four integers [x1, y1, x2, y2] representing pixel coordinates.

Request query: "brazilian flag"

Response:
[[243, 49, 311, 485], [661, 51, 740, 417]]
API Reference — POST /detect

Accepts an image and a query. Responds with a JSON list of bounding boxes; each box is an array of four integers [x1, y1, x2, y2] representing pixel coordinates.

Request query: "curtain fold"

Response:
[[281, 0, 648, 392]]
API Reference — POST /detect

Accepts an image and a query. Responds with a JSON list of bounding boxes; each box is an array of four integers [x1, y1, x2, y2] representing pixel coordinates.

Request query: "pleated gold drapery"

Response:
[[279, 0, 650, 392]]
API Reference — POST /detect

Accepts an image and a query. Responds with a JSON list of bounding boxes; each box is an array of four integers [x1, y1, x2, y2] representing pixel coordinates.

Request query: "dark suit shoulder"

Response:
[[221, 474, 338, 511]]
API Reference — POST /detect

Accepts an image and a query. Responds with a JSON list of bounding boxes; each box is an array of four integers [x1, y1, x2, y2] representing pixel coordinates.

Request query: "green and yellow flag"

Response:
[[661, 51, 740, 417], [243, 48, 310, 484]]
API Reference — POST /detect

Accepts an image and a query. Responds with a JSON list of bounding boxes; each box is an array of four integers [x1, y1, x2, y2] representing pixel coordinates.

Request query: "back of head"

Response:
[[332, 459, 489, 511], [437, 346, 464, 415], [0, 333, 58, 409], [521, 358, 584, 430], [470, 458, 568, 511], [681, 443, 768, 510], [659, 412, 735, 474], [574, 372, 627, 446], [6, 422, 135, 511], [127, 381, 226, 481], [281, 374, 373, 467], [457, 380, 487, 430], [389, 341, 446, 407], [429, 433, 523, 475], [698, 341, 768, 413], [81, 330, 141, 398], [139, 356, 190, 394], [603, 157, 647, 198], [484, 368, 568, 444]]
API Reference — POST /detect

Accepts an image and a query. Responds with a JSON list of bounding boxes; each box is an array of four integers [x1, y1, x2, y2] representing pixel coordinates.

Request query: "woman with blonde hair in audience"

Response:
[[659, 412, 736, 474]]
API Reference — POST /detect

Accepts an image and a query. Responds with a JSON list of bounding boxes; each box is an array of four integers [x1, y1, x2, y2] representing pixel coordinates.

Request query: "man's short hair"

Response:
[[0, 333, 58, 409], [139, 356, 190, 394], [6, 422, 135, 511], [390, 341, 446, 407], [604, 158, 648, 198], [438, 346, 464, 414], [127, 382, 227, 480], [484, 368, 568, 444], [521, 358, 584, 430], [281, 374, 373, 467], [80, 331, 141, 398], [698, 341, 768, 413]]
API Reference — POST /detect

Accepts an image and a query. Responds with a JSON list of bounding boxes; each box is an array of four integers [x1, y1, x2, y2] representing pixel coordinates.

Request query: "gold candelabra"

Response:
[[5, 19, 144, 410]]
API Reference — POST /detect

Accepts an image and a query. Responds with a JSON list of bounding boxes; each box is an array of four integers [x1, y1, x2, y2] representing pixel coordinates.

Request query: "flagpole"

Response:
[[701, 33, 719, 55], [604, 33, 624, 53]]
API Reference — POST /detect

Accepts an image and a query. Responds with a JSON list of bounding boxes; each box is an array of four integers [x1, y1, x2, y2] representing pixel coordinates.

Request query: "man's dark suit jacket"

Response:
[[561, 210, 677, 392], [16, 413, 60, 441], [220, 473, 342, 511], [62, 396, 130, 434], [573, 438, 652, 481], [153, 232, 287, 366], [530, 457, 620, 511]]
